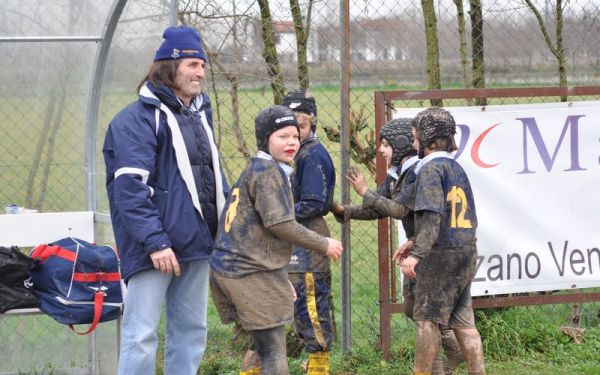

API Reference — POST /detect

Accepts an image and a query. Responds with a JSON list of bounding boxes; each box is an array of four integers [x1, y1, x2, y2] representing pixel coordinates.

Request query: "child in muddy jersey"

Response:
[[332, 117, 418, 222], [209, 105, 343, 375], [332, 117, 464, 374], [401, 107, 485, 375]]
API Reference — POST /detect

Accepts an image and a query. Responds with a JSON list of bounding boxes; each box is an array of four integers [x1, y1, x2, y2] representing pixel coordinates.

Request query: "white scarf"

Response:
[[139, 84, 226, 220]]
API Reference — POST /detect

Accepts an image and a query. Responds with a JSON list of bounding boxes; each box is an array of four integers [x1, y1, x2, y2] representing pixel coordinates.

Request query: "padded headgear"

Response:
[[380, 117, 416, 166], [282, 90, 317, 133], [254, 105, 299, 153], [413, 107, 456, 146]]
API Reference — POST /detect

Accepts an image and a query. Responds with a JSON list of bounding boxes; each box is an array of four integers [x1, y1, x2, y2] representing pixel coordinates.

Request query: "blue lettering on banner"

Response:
[[453, 114, 591, 174]]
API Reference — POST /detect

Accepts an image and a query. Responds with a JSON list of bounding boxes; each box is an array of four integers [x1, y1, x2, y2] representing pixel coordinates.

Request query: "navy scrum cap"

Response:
[[154, 26, 206, 62], [281, 90, 317, 117], [255, 105, 299, 152]]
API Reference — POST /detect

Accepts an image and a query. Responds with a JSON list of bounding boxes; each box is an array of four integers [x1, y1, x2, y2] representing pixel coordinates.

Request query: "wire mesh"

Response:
[[1, 0, 600, 373]]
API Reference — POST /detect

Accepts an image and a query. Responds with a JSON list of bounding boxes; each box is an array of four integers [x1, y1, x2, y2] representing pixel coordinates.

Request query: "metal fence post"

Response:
[[339, 0, 352, 355]]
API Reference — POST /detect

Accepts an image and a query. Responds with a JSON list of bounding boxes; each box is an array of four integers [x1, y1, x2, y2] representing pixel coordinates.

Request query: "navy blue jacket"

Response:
[[289, 136, 335, 273], [103, 83, 228, 281]]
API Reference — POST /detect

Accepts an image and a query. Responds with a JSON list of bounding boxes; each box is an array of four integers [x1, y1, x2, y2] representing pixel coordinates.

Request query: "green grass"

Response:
[[192, 301, 600, 374]]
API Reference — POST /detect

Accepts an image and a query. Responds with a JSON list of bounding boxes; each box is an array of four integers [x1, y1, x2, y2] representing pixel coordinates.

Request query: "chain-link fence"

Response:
[[2, 0, 600, 373], [375, 85, 600, 362]]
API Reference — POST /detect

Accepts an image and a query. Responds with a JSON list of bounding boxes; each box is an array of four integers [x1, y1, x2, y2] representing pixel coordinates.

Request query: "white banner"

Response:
[[394, 101, 600, 296]]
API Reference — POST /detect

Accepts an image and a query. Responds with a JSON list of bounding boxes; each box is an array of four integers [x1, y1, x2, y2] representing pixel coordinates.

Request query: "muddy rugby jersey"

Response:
[[210, 157, 296, 278]]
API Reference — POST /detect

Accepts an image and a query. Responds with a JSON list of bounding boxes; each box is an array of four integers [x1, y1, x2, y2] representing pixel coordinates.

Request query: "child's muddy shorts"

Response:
[[413, 247, 477, 327], [210, 268, 294, 330]]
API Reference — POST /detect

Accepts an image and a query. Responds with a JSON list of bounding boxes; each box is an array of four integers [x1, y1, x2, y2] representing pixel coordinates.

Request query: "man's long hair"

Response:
[[136, 59, 181, 92]]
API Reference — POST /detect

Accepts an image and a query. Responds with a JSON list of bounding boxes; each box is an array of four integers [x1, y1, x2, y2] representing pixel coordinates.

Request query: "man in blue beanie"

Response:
[[103, 25, 228, 375]]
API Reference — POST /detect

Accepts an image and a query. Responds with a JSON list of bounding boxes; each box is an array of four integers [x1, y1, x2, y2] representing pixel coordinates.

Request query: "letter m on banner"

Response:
[[517, 115, 586, 174]]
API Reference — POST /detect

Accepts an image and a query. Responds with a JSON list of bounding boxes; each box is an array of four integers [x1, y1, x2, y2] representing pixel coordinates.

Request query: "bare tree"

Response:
[[26, 92, 57, 207], [26, 0, 79, 210], [289, 0, 314, 89], [524, 0, 568, 100], [454, 0, 471, 90], [208, 51, 251, 163], [421, 0, 443, 106], [35, 88, 68, 210], [179, 0, 254, 172], [257, 0, 286, 103], [322, 109, 376, 175], [470, 0, 487, 106]]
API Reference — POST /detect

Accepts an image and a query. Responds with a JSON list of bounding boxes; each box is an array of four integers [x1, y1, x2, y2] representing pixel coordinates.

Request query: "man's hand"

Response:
[[392, 240, 413, 265], [346, 166, 368, 196], [150, 248, 181, 276], [325, 238, 343, 261], [401, 255, 419, 279]]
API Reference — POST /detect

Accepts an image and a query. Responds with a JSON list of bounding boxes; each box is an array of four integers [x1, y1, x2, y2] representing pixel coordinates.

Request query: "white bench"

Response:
[[0, 211, 119, 375]]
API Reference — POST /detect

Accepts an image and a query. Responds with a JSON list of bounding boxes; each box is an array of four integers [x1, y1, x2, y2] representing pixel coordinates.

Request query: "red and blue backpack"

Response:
[[29, 237, 124, 335]]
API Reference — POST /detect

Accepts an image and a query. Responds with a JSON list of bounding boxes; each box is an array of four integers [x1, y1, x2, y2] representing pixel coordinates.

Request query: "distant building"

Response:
[[250, 19, 319, 64], [317, 17, 408, 62]]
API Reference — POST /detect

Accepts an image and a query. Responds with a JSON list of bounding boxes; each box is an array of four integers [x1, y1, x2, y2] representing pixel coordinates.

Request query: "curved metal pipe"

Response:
[[84, 0, 128, 211]]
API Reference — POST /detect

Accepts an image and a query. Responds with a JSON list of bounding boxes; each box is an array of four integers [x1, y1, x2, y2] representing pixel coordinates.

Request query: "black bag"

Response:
[[0, 246, 39, 313]]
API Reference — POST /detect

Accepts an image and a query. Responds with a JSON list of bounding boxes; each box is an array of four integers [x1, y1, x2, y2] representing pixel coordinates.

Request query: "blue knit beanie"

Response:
[[154, 26, 206, 62]]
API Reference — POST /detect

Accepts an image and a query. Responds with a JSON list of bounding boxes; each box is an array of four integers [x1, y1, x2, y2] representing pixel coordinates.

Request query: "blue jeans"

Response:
[[117, 260, 209, 375]]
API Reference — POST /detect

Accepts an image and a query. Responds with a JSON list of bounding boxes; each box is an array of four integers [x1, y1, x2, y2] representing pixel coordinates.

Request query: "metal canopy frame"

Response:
[[0, 0, 127, 215], [85, 0, 128, 212], [0, 2, 184, 373], [373, 85, 600, 360]]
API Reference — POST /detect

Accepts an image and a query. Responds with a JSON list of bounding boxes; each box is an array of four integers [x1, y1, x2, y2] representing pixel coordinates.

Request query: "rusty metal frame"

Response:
[[373, 86, 600, 360]]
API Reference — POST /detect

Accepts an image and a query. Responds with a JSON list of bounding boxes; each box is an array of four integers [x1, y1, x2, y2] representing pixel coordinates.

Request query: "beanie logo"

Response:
[[182, 49, 200, 55], [275, 116, 295, 124], [289, 102, 302, 109], [171, 48, 180, 59]]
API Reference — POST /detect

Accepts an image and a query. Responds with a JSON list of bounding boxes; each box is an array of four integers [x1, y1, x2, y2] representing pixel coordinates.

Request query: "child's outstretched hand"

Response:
[[346, 166, 368, 196], [331, 201, 345, 215], [325, 238, 343, 261], [392, 240, 413, 265], [331, 201, 346, 223]]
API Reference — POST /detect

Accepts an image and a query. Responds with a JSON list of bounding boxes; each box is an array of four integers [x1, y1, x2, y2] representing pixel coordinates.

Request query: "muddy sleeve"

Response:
[[362, 189, 410, 220], [339, 204, 383, 222], [410, 210, 442, 260], [268, 221, 329, 254]]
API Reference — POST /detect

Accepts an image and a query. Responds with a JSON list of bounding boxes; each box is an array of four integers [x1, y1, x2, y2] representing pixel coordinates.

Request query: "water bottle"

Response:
[[5, 204, 21, 214]]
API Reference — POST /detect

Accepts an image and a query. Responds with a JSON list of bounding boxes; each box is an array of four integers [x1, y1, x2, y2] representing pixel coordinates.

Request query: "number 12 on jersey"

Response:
[[446, 186, 472, 229]]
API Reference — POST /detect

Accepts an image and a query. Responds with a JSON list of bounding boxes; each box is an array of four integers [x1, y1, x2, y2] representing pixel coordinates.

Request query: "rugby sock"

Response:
[[239, 368, 260, 375], [306, 351, 329, 374]]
